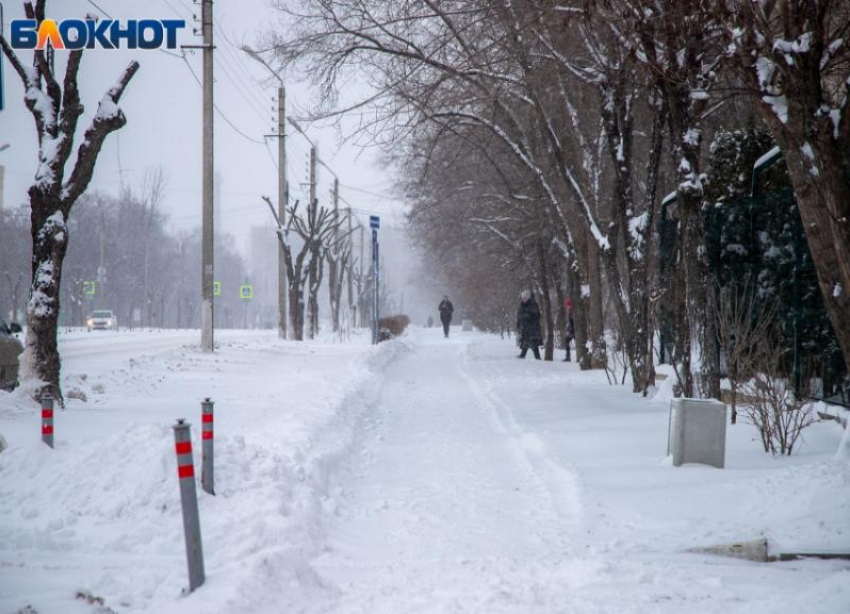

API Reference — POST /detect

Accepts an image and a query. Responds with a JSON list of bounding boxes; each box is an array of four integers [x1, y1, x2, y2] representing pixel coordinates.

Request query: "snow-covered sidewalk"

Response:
[[280, 330, 850, 613], [1, 327, 848, 614]]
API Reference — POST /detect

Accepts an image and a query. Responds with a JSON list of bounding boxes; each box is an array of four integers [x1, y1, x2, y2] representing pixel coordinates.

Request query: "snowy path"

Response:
[[299, 333, 586, 613], [284, 330, 850, 614], [1, 328, 848, 614]]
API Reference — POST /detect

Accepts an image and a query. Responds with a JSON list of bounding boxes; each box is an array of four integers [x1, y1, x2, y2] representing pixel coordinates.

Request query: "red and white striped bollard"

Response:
[[173, 419, 205, 592], [201, 398, 214, 495], [41, 393, 54, 448]]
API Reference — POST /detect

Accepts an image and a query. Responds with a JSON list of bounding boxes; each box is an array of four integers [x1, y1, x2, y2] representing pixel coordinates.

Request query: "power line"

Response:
[[83, 0, 266, 145], [160, 0, 192, 20], [213, 19, 275, 114], [180, 54, 267, 145], [339, 182, 397, 201], [84, 0, 112, 18], [175, 0, 196, 19], [214, 51, 273, 125], [83, 0, 185, 58], [264, 141, 279, 171]]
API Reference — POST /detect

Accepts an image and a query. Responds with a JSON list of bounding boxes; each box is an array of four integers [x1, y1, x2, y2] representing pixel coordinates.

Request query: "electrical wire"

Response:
[[84, 0, 270, 147], [83, 0, 184, 58], [264, 141, 279, 171], [213, 19, 276, 114], [179, 54, 267, 145], [175, 0, 196, 19], [339, 182, 396, 201], [160, 0, 192, 20]]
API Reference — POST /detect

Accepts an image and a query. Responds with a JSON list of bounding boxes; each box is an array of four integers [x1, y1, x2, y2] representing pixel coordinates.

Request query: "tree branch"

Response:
[[62, 61, 140, 209]]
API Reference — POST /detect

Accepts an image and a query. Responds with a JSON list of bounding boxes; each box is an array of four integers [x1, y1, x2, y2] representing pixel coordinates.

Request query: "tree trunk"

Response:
[[553, 266, 567, 352], [21, 198, 69, 403], [765, 129, 850, 378], [536, 240, 555, 361], [328, 257, 340, 333], [568, 259, 591, 370], [587, 240, 607, 369]]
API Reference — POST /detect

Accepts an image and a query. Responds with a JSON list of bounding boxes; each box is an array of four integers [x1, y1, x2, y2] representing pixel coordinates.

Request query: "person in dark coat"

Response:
[[438, 295, 454, 338], [516, 290, 543, 359]]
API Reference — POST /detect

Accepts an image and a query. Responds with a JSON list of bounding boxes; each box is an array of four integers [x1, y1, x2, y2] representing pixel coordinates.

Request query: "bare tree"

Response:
[[715, 278, 777, 424], [326, 220, 354, 335], [605, 0, 725, 398], [0, 0, 139, 401]]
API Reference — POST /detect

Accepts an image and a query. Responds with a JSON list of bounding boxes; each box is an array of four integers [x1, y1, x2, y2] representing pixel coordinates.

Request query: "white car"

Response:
[[87, 310, 118, 332]]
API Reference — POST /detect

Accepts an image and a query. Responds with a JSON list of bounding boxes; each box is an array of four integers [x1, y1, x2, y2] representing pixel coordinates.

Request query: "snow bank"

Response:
[[0, 330, 403, 614]]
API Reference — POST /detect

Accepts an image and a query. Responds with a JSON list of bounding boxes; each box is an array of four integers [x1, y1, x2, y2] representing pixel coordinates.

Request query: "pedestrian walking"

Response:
[[438, 295, 454, 338], [516, 290, 542, 360]]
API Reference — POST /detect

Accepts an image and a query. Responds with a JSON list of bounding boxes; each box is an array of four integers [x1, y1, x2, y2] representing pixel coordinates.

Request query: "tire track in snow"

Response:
[[455, 341, 584, 526]]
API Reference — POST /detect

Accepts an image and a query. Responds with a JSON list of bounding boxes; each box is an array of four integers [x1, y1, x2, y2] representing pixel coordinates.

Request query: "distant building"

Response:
[[250, 225, 279, 328]]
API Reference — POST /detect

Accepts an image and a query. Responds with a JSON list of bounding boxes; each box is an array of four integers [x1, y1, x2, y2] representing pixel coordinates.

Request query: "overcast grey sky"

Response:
[[0, 0, 409, 252]]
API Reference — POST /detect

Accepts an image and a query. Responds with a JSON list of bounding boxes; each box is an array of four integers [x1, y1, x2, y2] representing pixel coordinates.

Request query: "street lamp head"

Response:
[[287, 117, 304, 133], [0, 144, 10, 153], [241, 45, 284, 85]]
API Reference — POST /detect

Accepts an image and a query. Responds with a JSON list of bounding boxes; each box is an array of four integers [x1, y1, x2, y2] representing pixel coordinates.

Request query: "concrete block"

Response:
[[668, 398, 727, 468], [461, 319, 473, 331]]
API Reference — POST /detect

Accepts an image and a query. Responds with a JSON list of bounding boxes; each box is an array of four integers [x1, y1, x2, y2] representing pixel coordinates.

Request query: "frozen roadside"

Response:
[[0, 330, 404, 614]]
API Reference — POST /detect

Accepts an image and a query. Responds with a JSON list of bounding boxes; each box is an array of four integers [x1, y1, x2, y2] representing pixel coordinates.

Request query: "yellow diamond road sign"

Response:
[[240, 285, 253, 300]]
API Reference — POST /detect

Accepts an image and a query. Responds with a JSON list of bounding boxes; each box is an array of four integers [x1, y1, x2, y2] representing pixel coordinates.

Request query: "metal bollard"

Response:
[[173, 419, 205, 592], [41, 393, 54, 448], [201, 398, 214, 495]]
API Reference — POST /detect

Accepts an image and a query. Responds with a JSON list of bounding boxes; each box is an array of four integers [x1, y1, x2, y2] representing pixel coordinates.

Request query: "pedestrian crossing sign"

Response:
[[239, 285, 253, 300], [213, 281, 221, 297], [83, 280, 97, 296]]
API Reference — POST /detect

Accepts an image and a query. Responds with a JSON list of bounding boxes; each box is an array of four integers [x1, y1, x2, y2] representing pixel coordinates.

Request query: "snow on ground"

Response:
[[0, 327, 848, 614]]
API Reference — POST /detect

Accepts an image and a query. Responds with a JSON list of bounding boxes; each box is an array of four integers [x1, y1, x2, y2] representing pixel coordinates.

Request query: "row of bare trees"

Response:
[[263, 195, 358, 340], [0, 0, 376, 403], [0, 181, 252, 331], [268, 0, 850, 403]]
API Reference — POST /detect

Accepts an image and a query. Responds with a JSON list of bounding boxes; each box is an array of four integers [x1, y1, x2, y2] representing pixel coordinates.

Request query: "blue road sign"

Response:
[[369, 215, 380, 229]]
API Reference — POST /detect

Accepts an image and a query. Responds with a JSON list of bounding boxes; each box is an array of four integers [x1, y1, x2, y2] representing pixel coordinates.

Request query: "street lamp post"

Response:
[[243, 47, 288, 340]]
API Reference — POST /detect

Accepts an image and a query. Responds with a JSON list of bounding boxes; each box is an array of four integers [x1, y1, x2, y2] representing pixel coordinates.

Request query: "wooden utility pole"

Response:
[[277, 86, 288, 339], [242, 46, 288, 340], [201, 0, 215, 352]]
